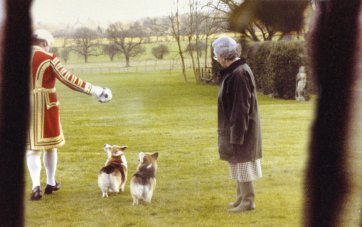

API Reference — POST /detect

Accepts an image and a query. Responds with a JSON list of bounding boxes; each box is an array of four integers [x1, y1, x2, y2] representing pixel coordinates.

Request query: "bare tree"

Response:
[[200, 10, 225, 68], [71, 27, 99, 63], [169, 0, 188, 83], [107, 22, 145, 67], [185, 0, 199, 82], [142, 17, 167, 42], [184, 1, 225, 81]]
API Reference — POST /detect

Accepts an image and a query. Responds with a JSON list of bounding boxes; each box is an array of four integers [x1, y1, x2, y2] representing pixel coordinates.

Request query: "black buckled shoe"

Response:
[[30, 186, 42, 201], [44, 181, 61, 194]]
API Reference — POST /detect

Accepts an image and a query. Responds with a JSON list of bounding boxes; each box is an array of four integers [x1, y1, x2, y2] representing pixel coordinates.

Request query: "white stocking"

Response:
[[43, 148, 58, 186], [26, 150, 42, 190]]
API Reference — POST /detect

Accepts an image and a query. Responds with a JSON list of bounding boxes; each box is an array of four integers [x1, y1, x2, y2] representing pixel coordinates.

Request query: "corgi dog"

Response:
[[98, 144, 128, 198], [130, 152, 159, 205]]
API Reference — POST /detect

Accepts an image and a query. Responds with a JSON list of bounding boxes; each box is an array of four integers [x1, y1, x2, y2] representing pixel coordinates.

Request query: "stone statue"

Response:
[[295, 66, 307, 101]]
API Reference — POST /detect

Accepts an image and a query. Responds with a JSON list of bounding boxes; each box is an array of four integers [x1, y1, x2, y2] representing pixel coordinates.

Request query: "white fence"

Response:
[[65, 59, 195, 75]]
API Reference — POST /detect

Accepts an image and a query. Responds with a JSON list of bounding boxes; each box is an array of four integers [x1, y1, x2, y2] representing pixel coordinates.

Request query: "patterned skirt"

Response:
[[228, 159, 262, 182]]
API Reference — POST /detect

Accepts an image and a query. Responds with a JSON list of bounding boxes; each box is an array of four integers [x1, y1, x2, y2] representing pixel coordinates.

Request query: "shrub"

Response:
[[272, 41, 305, 99], [186, 41, 206, 56], [253, 42, 276, 94], [152, 44, 169, 60], [251, 40, 308, 99], [241, 41, 263, 89]]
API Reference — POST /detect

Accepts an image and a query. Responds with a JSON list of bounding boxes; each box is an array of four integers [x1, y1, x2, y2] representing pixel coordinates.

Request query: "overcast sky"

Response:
[[31, 0, 184, 26]]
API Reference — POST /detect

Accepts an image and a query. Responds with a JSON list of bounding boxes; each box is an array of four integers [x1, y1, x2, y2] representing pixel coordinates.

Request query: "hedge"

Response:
[[243, 40, 312, 100]]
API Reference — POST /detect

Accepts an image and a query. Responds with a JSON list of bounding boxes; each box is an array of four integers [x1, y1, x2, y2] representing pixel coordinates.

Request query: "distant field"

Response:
[[53, 39, 211, 76], [24, 71, 321, 226], [54, 39, 212, 65]]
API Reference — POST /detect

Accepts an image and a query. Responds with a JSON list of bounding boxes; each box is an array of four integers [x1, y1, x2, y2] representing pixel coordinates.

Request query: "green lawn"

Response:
[[25, 71, 314, 226]]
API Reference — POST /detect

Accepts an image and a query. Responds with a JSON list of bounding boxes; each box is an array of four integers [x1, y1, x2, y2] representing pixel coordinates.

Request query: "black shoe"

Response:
[[44, 181, 61, 194], [30, 186, 42, 201]]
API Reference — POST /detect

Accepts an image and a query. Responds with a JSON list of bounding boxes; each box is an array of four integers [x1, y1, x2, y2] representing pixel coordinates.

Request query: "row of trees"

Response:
[[54, 24, 149, 66], [54, 23, 209, 67], [53, 7, 226, 69], [51, 0, 313, 83]]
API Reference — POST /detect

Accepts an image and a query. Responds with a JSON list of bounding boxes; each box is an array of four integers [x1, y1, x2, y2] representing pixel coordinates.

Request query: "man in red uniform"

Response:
[[27, 29, 112, 200]]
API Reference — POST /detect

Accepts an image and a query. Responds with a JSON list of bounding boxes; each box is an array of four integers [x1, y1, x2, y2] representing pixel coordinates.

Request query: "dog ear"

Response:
[[113, 145, 127, 151], [138, 152, 145, 163], [104, 144, 111, 152], [104, 144, 112, 158], [120, 145, 128, 151], [151, 152, 159, 160]]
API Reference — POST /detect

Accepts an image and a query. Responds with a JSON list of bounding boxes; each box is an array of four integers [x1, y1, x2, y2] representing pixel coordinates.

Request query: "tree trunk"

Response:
[[169, 0, 188, 83], [125, 56, 130, 67], [187, 36, 198, 83], [63, 37, 67, 48], [176, 37, 187, 83], [204, 36, 209, 68], [195, 35, 201, 82], [0, 0, 32, 226]]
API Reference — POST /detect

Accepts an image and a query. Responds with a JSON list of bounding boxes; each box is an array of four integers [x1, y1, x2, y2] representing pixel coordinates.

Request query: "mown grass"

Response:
[[25, 71, 314, 226]]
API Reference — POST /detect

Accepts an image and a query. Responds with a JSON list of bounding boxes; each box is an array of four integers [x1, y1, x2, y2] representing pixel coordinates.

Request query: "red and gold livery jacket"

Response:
[[29, 45, 93, 150]]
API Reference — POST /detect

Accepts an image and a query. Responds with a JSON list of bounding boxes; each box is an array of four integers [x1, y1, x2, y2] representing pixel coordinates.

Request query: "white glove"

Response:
[[90, 86, 112, 103], [90, 85, 103, 97], [98, 87, 112, 103]]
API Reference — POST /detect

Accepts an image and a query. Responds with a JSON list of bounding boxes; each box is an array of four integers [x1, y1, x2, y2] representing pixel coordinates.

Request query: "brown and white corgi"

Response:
[[98, 144, 128, 198], [130, 152, 159, 205]]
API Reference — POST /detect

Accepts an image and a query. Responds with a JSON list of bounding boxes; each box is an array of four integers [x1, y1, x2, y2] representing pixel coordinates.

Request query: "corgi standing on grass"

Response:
[[130, 152, 159, 205]]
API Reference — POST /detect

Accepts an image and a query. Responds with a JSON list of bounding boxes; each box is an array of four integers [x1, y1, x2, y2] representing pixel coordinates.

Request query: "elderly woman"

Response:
[[212, 36, 262, 212]]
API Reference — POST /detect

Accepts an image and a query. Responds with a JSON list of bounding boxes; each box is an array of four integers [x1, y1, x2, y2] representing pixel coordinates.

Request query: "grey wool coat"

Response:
[[217, 59, 262, 163]]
